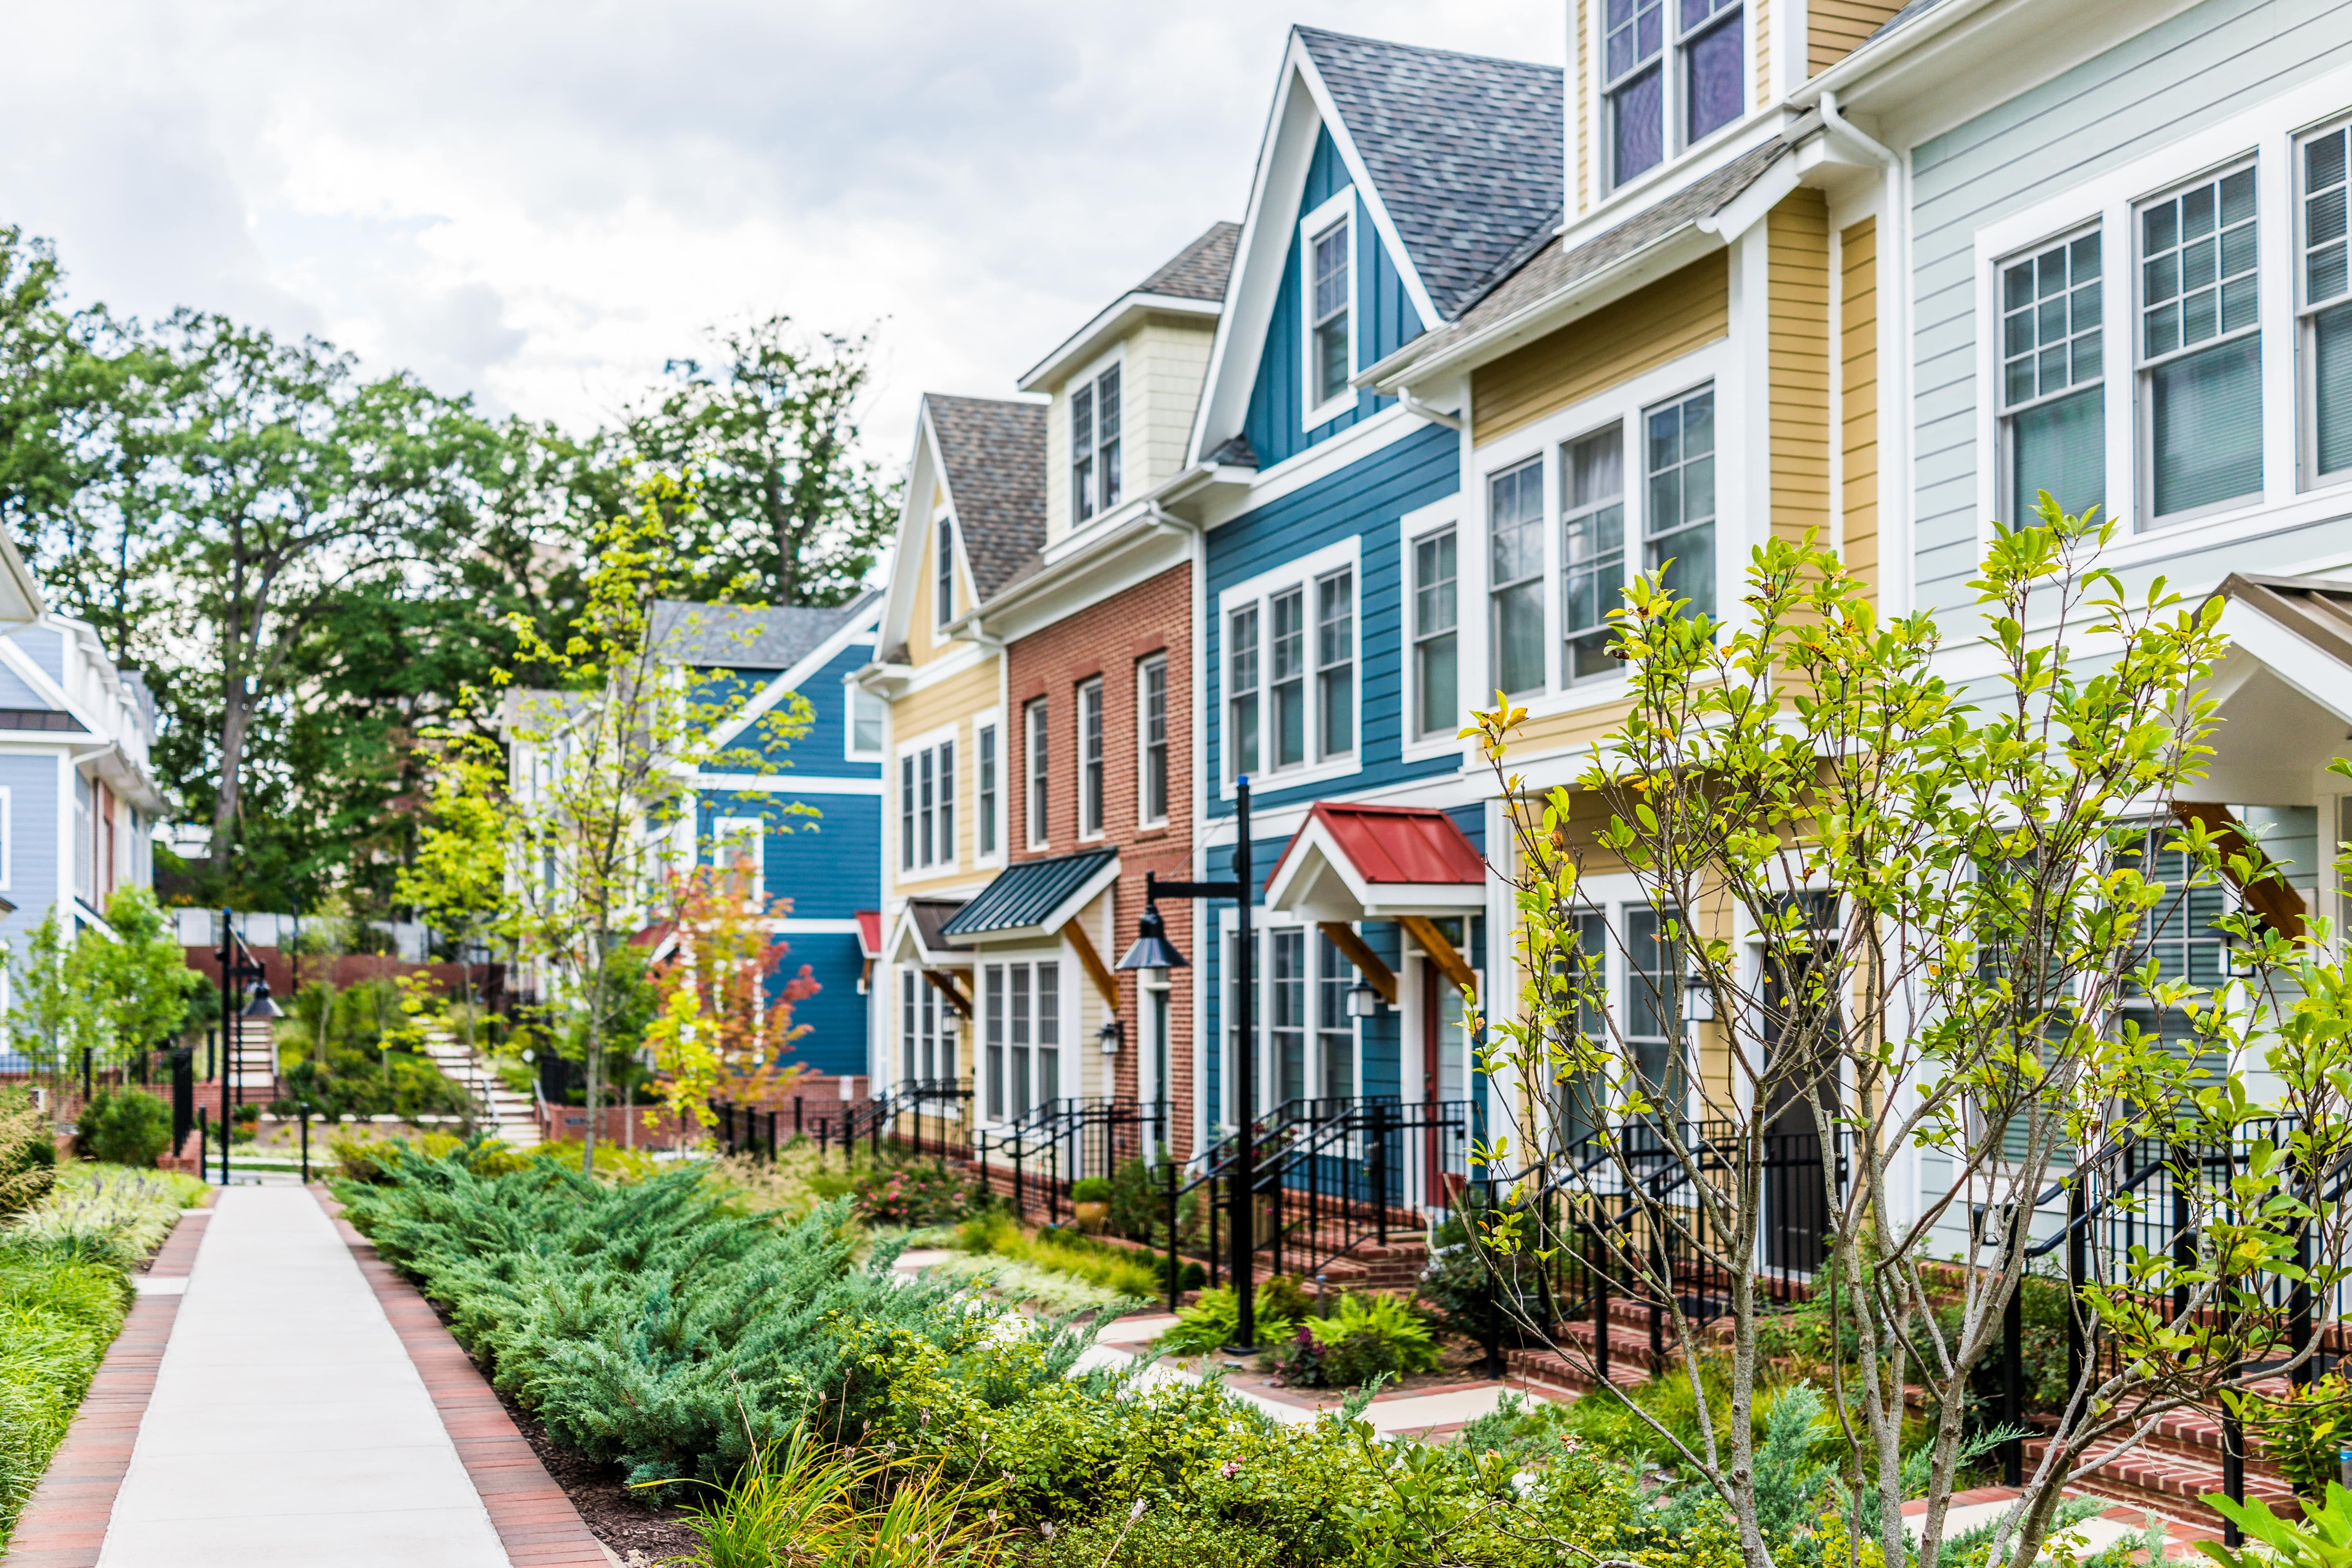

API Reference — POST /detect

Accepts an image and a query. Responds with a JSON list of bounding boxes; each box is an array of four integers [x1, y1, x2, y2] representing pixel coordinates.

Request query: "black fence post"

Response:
[[1369, 1102, 1389, 1247], [171, 1048, 194, 1157], [794, 1096, 804, 1138], [2223, 1394, 2247, 1544], [1165, 1161, 1181, 1313]]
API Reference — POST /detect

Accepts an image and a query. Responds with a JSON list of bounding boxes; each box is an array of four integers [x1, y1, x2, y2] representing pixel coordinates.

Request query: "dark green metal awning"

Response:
[[939, 849, 1119, 943]]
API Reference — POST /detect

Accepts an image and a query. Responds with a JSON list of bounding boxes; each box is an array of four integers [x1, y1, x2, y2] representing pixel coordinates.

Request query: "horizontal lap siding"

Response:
[[1910, 0, 2352, 617], [773, 931, 867, 1078], [1807, 1, 1904, 76], [1842, 218, 1881, 601], [1204, 422, 1461, 817], [0, 752, 57, 951], [887, 659, 998, 896], [1470, 256, 1731, 444], [1770, 191, 1833, 552]]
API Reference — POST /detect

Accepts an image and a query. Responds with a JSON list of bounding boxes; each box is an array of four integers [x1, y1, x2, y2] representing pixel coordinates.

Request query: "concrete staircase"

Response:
[[420, 1030, 539, 1148]]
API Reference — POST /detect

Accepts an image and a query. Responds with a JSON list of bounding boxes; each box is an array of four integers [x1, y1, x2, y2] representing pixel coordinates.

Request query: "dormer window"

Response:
[[1072, 364, 1122, 523], [1604, 0, 1743, 189]]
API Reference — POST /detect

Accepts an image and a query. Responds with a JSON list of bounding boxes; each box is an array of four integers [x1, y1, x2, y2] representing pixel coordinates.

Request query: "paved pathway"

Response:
[[96, 1187, 510, 1568]]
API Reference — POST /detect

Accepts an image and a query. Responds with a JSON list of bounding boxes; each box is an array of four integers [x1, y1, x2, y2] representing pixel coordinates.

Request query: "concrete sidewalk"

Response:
[[95, 1187, 510, 1568]]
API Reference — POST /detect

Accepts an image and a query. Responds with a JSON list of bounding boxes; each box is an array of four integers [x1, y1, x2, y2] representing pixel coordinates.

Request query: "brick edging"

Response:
[[312, 1185, 612, 1568], [5, 1208, 209, 1568]]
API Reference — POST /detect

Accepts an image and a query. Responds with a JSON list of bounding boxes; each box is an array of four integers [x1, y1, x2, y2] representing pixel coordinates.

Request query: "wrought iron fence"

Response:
[[973, 1097, 1169, 1225]]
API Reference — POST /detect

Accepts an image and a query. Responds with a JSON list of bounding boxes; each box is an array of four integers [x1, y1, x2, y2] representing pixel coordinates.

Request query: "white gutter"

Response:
[[1786, 0, 2008, 107], [1394, 389, 1463, 431]]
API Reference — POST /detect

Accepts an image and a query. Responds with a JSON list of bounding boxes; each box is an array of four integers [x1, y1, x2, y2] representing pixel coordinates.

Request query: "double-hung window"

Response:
[[849, 685, 885, 757], [1024, 699, 1049, 848], [1227, 605, 1260, 780], [1625, 905, 1687, 1136], [2140, 164, 2262, 524], [1315, 568, 1354, 760], [1563, 425, 1626, 682], [2000, 230, 2105, 526], [1072, 365, 1122, 522], [1644, 385, 1717, 619], [1412, 528, 1457, 739], [1000, 963, 1061, 1115], [1310, 216, 1352, 411], [1316, 931, 1355, 1100], [901, 739, 956, 871], [935, 517, 956, 628], [1270, 587, 1307, 769], [1077, 677, 1105, 838], [1603, 0, 1742, 190], [2301, 121, 2352, 483], [976, 721, 998, 858], [1138, 655, 1168, 827], [1490, 459, 1546, 696], [983, 964, 1006, 1120], [1272, 928, 1308, 1105]]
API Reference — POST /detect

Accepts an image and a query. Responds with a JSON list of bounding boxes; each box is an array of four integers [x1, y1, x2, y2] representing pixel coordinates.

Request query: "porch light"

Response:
[[1681, 964, 1715, 1023], [1346, 979, 1383, 1018], [1115, 902, 1188, 986], [242, 981, 284, 1020], [1098, 1018, 1124, 1055]]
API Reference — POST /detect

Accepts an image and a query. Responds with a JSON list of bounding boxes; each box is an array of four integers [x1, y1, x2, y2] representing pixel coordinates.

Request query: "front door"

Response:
[[1762, 936, 1838, 1277]]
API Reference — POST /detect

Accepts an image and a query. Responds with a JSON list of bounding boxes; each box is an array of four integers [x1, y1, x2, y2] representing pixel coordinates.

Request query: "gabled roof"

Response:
[[1263, 803, 1485, 920], [653, 592, 878, 670], [926, 394, 1047, 601], [1135, 221, 1241, 302], [1295, 28, 1562, 322]]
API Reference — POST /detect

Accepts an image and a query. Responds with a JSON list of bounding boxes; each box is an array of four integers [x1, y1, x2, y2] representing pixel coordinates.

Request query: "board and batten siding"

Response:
[[1807, 2, 1904, 77], [1241, 128, 1424, 471], [1841, 218, 1881, 601], [1909, 0, 2352, 619], [1470, 256, 1730, 445], [1203, 420, 1459, 818], [1769, 191, 1833, 552]]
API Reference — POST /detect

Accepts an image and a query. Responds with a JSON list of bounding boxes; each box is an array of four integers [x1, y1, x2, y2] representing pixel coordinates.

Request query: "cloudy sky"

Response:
[[2, 1, 1557, 461]]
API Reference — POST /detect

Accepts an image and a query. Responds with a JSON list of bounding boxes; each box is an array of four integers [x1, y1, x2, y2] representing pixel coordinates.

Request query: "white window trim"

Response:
[[1024, 696, 1052, 851], [2134, 158, 2266, 531], [1070, 345, 1126, 526], [981, 952, 1069, 1122], [895, 720, 960, 877], [1964, 66, 2352, 574], [1591, 0, 1753, 201], [1398, 493, 1466, 763], [2298, 113, 2352, 492], [1215, 533, 1363, 800], [972, 707, 1003, 867], [712, 815, 765, 902], [1460, 339, 1736, 729], [1135, 654, 1170, 828], [845, 679, 886, 760], [1076, 676, 1107, 842], [1299, 187, 1360, 432]]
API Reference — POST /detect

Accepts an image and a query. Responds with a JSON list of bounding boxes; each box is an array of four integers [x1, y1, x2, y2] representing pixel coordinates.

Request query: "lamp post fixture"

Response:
[[214, 909, 282, 1187], [1116, 776, 1260, 1354]]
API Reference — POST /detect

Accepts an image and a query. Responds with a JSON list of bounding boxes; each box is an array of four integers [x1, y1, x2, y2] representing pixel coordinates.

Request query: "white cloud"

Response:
[[0, 0, 1557, 442]]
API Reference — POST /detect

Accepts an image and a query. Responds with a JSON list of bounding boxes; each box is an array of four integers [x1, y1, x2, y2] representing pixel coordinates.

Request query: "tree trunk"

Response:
[[212, 677, 252, 877]]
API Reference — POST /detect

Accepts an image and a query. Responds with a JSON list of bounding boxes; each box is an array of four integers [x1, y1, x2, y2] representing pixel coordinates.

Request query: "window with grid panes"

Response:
[[1604, 0, 1666, 187], [1490, 458, 1546, 695], [1315, 568, 1354, 759], [1680, 0, 1742, 145], [2303, 122, 2352, 481], [1413, 528, 1457, 739], [1025, 699, 1049, 848], [1071, 367, 1121, 523], [1555, 912, 1609, 1149], [1270, 587, 1306, 769], [1311, 218, 1352, 408], [1316, 931, 1354, 1100], [1626, 906, 1686, 1136], [1139, 656, 1167, 826], [1272, 928, 1307, 1105], [936, 518, 956, 627], [1644, 387, 1716, 618], [2141, 165, 2261, 522], [1078, 678, 1104, 837], [984, 964, 1006, 1119], [1563, 426, 1625, 682], [2001, 230, 2105, 525], [1227, 605, 1260, 779], [977, 722, 997, 857]]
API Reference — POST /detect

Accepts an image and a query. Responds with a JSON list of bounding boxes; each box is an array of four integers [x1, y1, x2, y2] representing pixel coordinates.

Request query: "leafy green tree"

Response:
[[1466, 501, 2352, 1568], [627, 316, 898, 607], [86, 887, 201, 1067], [0, 911, 98, 1096]]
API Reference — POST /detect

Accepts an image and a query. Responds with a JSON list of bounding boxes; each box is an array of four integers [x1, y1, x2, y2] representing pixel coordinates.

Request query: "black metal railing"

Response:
[[889, 1078, 975, 1161], [974, 1097, 1167, 1225]]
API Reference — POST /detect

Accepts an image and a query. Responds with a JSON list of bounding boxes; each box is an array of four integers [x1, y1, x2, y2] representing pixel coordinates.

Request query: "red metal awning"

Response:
[[1263, 802, 1486, 920], [854, 910, 882, 958]]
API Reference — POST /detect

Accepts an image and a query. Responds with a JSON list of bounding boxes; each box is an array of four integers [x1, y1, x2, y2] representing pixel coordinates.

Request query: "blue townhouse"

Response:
[[656, 593, 884, 1082], [1161, 28, 1562, 1198]]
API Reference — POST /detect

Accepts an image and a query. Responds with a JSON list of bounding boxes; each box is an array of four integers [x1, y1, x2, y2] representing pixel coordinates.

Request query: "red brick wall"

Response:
[[1006, 561, 1195, 1157]]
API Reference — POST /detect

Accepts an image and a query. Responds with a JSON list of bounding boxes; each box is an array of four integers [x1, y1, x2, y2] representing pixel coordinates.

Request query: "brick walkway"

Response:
[[9, 1186, 608, 1568]]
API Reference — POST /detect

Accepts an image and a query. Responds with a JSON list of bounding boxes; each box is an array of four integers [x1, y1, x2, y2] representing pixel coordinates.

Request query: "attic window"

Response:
[[936, 516, 956, 629], [1311, 216, 1352, 409], [1072, 363, 1122, 523]]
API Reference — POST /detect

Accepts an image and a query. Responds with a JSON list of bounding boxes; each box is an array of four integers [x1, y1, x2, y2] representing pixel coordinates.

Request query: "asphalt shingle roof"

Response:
[[652, 590, 878, 670], [925, 394, 1047, 601], [1296, 27, 1563, 322], [1867, 0, 1959, 43], [940, 848, 1118, 940], [1134, 221, 1241, 302]]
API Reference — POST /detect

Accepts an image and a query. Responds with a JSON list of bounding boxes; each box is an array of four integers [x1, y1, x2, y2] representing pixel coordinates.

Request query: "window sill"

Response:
[[1220, 754, 1361, 801], [1301, 393, 1356, 433], [1132, 823, 1171, 841]]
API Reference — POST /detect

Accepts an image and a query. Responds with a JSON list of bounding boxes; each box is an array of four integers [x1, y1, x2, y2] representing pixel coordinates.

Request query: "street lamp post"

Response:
[[214, 909, 282, 1187], [1116, 776, 1260, 1354]]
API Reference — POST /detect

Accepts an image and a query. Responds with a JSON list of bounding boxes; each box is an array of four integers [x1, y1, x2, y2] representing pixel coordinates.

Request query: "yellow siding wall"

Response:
[[1470, 256, 1730, 445], [1808, 1, 1904, 75], [885, 657, 998, 898], [1575, 0, 1591, 215], [1768, 191, 1831, 552], [906, 518, 950, 664], [1756, 0, 1771, 105], [1840, 219, 1880, 603]]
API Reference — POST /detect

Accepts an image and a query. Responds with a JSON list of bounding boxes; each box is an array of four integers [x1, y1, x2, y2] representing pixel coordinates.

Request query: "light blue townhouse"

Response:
[[655, 594, 884, 1082], [1163, 28, 1564, 1190]]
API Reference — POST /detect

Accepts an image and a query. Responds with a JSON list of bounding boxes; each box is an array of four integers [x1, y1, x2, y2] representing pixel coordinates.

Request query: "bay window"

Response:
[[2140, 164, 2261, 524], [2001, 229, 2105, 526]]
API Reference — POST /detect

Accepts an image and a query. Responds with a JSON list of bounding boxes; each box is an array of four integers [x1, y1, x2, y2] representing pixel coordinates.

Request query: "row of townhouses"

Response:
[[669, 0, 2352, 1252]]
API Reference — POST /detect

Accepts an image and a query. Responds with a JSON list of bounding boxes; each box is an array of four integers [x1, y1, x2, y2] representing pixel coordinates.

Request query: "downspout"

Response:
[[1395, 388, 1464, 431], [1817, 89, 1909, 619]]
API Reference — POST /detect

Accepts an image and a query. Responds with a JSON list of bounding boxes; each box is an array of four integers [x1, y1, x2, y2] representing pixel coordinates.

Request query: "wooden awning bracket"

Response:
[[1060, 919, 1123, 1009], [2171, 801, 2308, 941], [1396, 915, 1477, 996], [921, 967, 974, 1019], [1317, 921, 1398, 1004]]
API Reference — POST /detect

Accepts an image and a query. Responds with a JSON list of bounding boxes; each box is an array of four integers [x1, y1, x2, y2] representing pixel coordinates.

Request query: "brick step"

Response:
[[2026, 1436, 2294, 1532], [1506, 1344, 1650, 1395], [1552, 1310, 1670, 1372]]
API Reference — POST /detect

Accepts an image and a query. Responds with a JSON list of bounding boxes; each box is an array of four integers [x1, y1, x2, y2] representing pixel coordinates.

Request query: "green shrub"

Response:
[[329, 1131, 534, 1184], [0, 1089, 57, 1217], [74, 1090, 172, 1169], [1107, 1156, 1161, 1241], [853, 1160, 983, 1226], [1032, 1506, 1288, 1568], [1268, 1291, 1442, 1387], [2244, 1375, 2352, 1496], [950, 1210, 1158, 1301], [1070, 1176, 1112, 1204], [1154, 1278, 1314, 1355]]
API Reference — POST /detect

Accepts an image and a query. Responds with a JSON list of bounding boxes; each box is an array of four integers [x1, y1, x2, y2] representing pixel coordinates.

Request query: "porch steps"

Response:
[[2025, 1432, 2293, 1533], [420, 1030, 540, 1148]]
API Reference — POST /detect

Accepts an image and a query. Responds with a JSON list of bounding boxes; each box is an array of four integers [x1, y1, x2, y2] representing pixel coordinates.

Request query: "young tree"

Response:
[[1, 911, 98, 1100], [626, 315, 898, 607], [87, 887, 203, 1071], [1464, 503, 2352, 1568], [642, 859, 819, 1138]]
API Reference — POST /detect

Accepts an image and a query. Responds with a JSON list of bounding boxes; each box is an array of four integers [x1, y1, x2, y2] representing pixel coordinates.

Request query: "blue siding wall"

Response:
[[775, 931, 867, 1078], [1205, 419, 1461, 817], [1909, 0, 2352, 617], [0, 753, 58, 953], [1242, 128, 1425, 470], [10, 627, 62, 685], [686, 792, 883, 922]]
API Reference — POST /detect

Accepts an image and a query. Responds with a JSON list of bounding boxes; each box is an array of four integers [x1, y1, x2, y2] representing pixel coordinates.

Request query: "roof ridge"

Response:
[[1292, 22, 1554, 73]]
